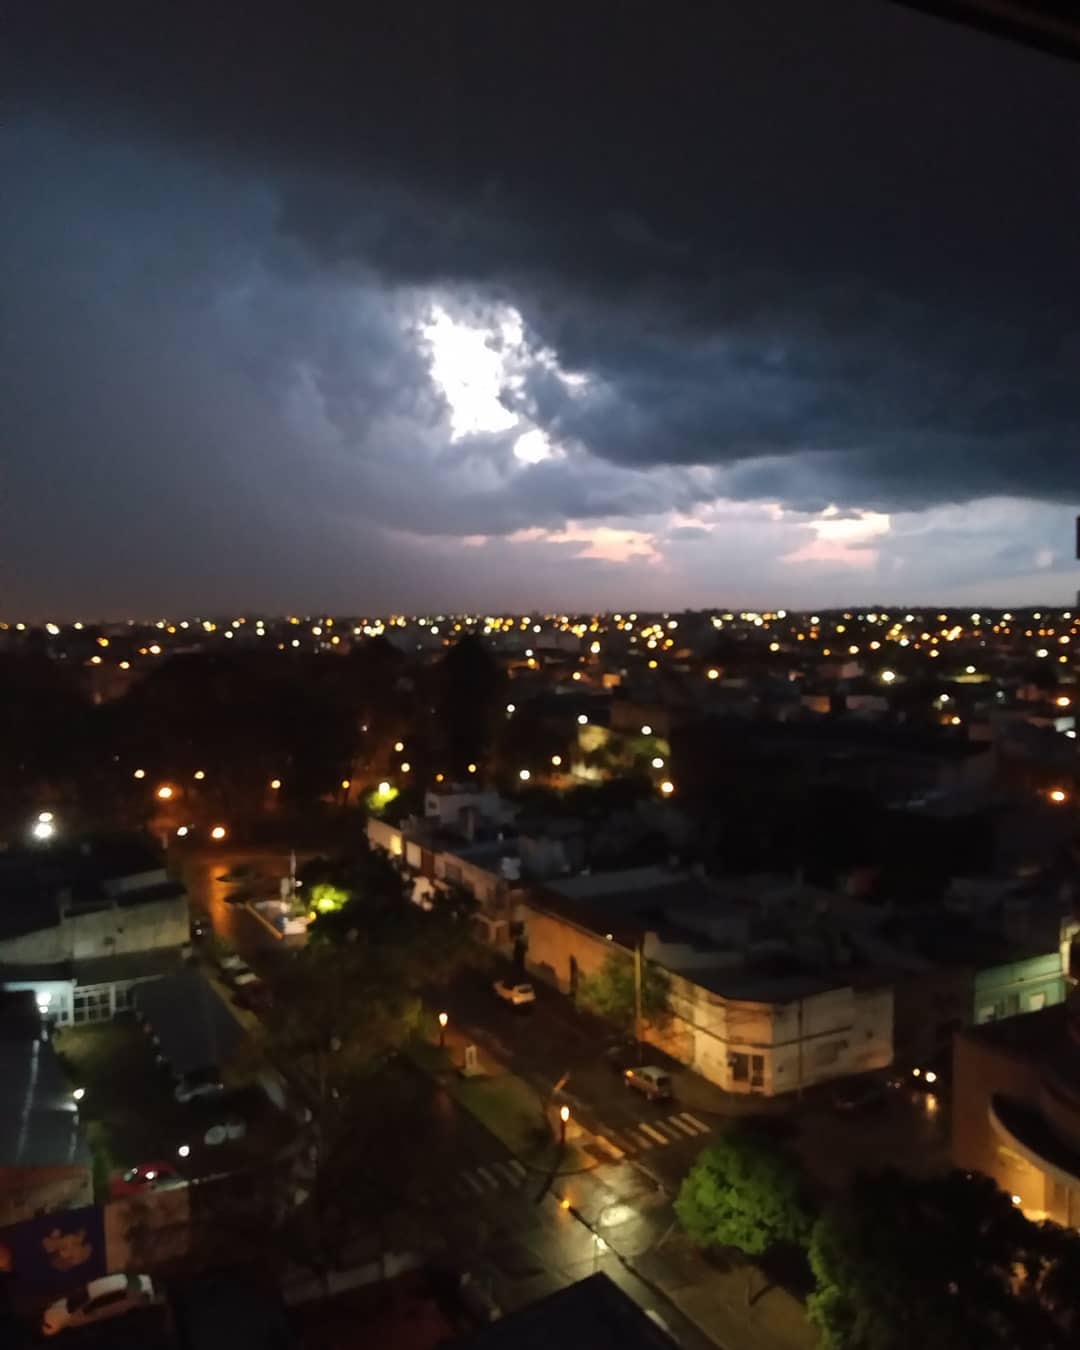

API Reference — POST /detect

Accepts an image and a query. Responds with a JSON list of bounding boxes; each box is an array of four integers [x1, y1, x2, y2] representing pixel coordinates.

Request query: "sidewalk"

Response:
[[413, 1017, 816, 1350]]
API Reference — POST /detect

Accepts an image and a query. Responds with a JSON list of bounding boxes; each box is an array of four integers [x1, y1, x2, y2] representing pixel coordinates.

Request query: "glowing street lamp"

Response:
[[210, 825, 227, 841], [31, 819, 55, 842], [377, 781, 391, 797], [1050, 789, 1068, 804], [156, 785, 173, 800], [438, 1011, 448, 1050], [270, 779, 282, 791], [177, 1144, 191, 1160], [133, 768, 146, 780], [660, 780, 675, 795], [72, 1087, 85, 1103], [193, 769, 206, 781], [518, 769, 531, 782], [559, 1103, 570, 1146], [551, 755, 562, 767]]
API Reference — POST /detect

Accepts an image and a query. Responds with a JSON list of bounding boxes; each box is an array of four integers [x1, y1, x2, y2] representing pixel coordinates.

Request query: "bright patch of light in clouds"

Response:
[[513, 428, 553, 464], [420, 299, 583, 460], [421, 304, 518, 439], [782, 508, 891, 567]]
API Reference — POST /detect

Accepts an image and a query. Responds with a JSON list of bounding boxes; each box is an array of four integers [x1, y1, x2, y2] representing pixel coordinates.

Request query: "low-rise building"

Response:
[[522, 866, 894, 1097], [0, 836, 189, 1025]]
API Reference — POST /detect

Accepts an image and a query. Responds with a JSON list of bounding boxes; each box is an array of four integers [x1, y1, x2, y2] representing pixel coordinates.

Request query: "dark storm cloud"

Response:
[[4, 0, 1080, 615]]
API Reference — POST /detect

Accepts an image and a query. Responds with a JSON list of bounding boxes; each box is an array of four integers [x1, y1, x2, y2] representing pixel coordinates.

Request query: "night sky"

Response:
[[4, 2, 1080, 619]]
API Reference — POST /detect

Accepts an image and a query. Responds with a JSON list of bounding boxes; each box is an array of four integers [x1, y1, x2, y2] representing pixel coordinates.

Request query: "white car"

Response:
[[42, 1272, 154, 1336], [493, 979, 536, 1006]]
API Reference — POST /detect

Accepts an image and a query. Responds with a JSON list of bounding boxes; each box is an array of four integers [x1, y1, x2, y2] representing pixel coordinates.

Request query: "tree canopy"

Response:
[[576, 950, 669, 1029], [675, 1125, 811, 1257], [808, 1169, 1080, 1350]]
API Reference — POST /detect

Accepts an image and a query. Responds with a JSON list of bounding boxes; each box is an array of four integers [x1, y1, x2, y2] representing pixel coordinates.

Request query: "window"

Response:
[[729, 1052, 749, 1082], [1029, 991, 1047, 1012], [73, 987, 112, 1024]]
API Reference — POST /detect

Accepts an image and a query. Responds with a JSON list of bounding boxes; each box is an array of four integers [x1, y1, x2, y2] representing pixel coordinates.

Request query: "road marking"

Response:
[[505, 1159, 527, 1180], [616, 1128, 649, 1150], [676, 1112, 711, 1134], [459, 1171, 485, 1194], [637, 1122, 670, 1144], [649, 1121, 684, 1141], [667, 1116, 702, 1137], [492, 1162, 523, 1187], [473, 1166, 500, 1190]]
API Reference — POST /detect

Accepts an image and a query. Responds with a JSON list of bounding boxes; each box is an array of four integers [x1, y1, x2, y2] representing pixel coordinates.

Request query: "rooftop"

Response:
[[450, 1274, 678, 1350]]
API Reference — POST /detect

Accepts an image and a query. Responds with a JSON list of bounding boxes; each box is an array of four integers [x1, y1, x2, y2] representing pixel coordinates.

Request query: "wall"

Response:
[[0, 894, 188, 967], [952, 1028, 1047, 1215], [0, 1165, 93, 1228], [974, 951, 1065, 1023], [521, 902, 621, 996]]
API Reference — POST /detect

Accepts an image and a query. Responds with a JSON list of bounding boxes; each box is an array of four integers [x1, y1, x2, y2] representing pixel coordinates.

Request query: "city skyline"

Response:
[[5, 3, 1080, 618]]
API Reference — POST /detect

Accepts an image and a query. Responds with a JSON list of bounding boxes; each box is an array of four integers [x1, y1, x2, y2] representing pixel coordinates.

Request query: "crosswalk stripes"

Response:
[[453, 1158, 528, 1199], [615, 1111, 714, 1154]]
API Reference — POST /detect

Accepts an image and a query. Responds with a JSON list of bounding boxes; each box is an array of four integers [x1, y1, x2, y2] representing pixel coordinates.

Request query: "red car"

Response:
[[110, 1161, 186, 1197]]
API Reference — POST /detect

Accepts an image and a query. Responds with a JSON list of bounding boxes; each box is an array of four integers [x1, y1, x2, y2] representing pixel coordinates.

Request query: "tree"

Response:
[[576, 951, 669, 1029], [675, 1125, 811, 1259], [806, 1169, 1072, 1350]]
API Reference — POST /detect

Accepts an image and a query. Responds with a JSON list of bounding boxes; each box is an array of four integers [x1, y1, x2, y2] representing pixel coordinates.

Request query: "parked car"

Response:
[[110, 1161, 186, 1197], [228, 967, 259, 989], [174, 1068, 225, 1103], [42, 1273, 155, 1336], [623, 1065, 673, 1102], [218, 953, 247, 972], [493, 979, 536, 1006]]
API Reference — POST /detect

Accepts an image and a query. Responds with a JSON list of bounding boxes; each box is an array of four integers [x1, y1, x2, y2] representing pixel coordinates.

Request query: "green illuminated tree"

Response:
[[576, 950, 669, 1029], [675, 1125, 811, 1259]]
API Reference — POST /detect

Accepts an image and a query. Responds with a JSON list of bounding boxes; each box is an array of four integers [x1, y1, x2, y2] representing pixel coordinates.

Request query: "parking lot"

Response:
[[55, 1020, 288, 1196]]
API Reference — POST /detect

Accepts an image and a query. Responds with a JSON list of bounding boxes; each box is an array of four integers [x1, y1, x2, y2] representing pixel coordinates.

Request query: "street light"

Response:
[[660, 780, 675, 795], [518, 768, 530, 782], [31, 819, 55, 842], [1050, 789, 1068, 804], [193, 769, 206, 781], [72, 1087, 85, 1103], [177, 1144, 191, 1159], [559, 1104, 570, 1146], [270, 779, 282, 791], [438, 1011, 448, 1049], [210, 825, 227, 841], [156, 785, 173, 800]]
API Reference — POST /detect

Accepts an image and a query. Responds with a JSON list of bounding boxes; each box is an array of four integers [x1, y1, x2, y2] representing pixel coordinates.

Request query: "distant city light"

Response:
[[176, 826, 189, 837], [193, 770, 206, 781], [400, 763, 411, 774], [519, 769, 531, 782], [651, 757, 664, 769], [37, 811, 54, 824], [577, 714, 588, 725], [707, 668, 719, 680], [31, 819, 55, 841], [1050, 789, 1068, 804], [156, 785, 173, 800], [394, 741, 405, 753], [467, 763, 477, 774], [133, 768, 146, 780], [660, 780, 675, 795], [640, 725, 652, 736], [210, 825, 227, 840], [880, 670, 896, 684], [178, 1144, 191, 1159], [506, 704, 516, 714], [72, 1086, 85, 1102], [1057, 696, 1071, 708], [341, 779, 351, 790], [377, 781, 391, 796], [551, 755, 562, 767], [270, 779, 281, 790]]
